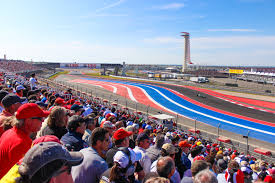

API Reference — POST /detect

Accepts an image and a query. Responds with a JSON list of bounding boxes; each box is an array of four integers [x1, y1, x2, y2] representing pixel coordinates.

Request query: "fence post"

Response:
[[146, 105, 150, 119], [135, 102, 137, 114], [217, 123, 221, 138], [194, 118, 197, 136], [176, 114, 179, 127]]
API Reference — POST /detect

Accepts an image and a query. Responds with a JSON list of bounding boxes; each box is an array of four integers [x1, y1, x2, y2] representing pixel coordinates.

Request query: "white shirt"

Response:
[[29, 77, 37, 89], [134, 146, 152, 175]]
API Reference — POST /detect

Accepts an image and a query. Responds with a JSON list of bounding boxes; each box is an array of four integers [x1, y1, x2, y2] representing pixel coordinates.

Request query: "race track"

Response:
[[65, 76, 275, 144]]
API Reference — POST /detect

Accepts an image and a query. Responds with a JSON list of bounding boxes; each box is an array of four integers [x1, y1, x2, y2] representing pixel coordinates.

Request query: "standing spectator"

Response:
[[61, 115, 88, 151], [134, 133, 152, 175], [0, 94, 26, 136], [71, 127, 110, 183], [106, 128, 133, 168], [181, 160, 209, 183], [0, 103, 49, 179], [40, 106, 68, 139], [29, 73, 38, 90]]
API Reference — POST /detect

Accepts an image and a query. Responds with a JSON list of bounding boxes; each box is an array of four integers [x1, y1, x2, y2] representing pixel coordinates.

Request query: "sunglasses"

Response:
[[31, 117, 43, 121]]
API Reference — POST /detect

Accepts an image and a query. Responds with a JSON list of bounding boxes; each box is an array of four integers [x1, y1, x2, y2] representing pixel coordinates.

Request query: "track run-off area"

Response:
[[68, 77, 275, 144]]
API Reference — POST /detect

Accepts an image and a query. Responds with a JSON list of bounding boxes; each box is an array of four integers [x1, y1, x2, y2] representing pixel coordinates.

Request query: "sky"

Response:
[[0, 0, 275, 66]]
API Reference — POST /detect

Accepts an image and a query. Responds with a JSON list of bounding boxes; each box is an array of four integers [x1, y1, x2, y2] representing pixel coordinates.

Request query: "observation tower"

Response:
[[181, 32, 191, 73]]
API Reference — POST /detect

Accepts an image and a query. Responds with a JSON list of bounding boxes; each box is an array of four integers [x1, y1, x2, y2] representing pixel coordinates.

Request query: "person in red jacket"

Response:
[[0, 103, 50, 179]]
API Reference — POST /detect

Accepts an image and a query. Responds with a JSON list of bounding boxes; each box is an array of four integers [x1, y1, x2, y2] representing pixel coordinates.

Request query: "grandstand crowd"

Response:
[[0, 60, 39, 73], [0, 71, 274, 183]]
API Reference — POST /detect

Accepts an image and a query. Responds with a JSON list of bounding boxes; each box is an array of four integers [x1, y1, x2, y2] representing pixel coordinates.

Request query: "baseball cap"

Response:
[[70, 104, 84, 112], [162, 143, 179, 154], [16, 85, 25, 91], [132, 123, 139, 130], [18, 142, 83, 179], [16, 103, 50, 120], [188, 136, 195, 141], [136, 133, 150, 143], [126, 121, 133, 126], [145, 125, 152, 130], [102, 121, 115, 129], [55, 97, 65, 105], [113, 128, 133, 140], [179, 141, 191, 148], [113, 147, 142, 168], [0, 90, 9, 102], [2, 94, 26, 108], [35, 101, 48, 108]]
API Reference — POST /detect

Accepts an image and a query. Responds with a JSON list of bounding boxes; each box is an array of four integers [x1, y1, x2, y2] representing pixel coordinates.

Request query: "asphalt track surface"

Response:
[[60, 75, 275, 144]]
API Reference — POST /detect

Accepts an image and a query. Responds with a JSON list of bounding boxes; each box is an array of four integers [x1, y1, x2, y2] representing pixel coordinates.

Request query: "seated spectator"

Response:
[[0, 90, 9, 113], [0, 103, 49, 179], [134, 133, 152, 175], [15, 85, 25, 97], [146, 134, 165, 163], [194, 169, 218, 183], [70, 104, 85, 116], [82, 116, 96, 144], [156, 156, 176, 182], [61, 115, 88, 151], [145, 177, 170, 183], [106, 128, 132, 168], [0, 94, 25, 136], [100, 147, 142, 183], [41, 106, 68, 139], [71, 127, 110, 183], [181, 160, 209, 183]]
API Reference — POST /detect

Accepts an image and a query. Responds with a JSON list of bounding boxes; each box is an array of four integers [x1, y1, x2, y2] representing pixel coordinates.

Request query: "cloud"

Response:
[[208, 29, 257, 32], [95, 0, 126, 13], [81, 0, 126, 18], [153, 3, 185, 10]]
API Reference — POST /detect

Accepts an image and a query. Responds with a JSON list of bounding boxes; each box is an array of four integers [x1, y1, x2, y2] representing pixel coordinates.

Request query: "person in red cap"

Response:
[[0, 103, 50, 179], [105, 128, 132, 168], [178, 140, 192, 170]]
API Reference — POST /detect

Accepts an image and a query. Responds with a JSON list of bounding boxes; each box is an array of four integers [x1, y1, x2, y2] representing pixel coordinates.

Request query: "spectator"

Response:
[[82, 116, 96, 144], [71, 127, 110, 183], [145, 177, 170, 183], [224, 160, 244, 183], [193, 169, 218, 183], [0, 90, 8, 113], [134, 133, 152, 175], [156, 156, 176, 182], [106, 128, 133, 168], [146, 134, 165, 163], [178, 140, 192, 172], [100, 147, 142, 183], [40, 106, 68, 139], [216, 159, 228, 182], [61, 115, 88, 151], [8, 142, 83, 183], [0, 94, 26, 136], [15, 85, 25, 97], [70, 104, 85, 116], [181, 160, 209, 183], [29, 73, 38, 90], [0, 103, 49, 178]]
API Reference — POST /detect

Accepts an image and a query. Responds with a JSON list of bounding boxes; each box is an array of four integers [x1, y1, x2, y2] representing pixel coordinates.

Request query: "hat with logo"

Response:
[[16, 103, 50, 119], [162, 143, 179, 154], [102, 121, 115, 129], [18, 142, 83, 179], [2, 94, 26, 108], [16, 85, 26, 91], [113, 128, 133, 140], [113, 148, 142, 168]]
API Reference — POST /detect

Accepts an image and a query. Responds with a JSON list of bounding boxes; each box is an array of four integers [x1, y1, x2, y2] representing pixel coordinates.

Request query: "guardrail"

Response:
[[38, 77, 275, 163]]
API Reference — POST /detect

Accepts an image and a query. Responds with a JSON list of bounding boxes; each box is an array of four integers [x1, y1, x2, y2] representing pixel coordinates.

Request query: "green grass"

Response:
[[49, 71, 69, 80]]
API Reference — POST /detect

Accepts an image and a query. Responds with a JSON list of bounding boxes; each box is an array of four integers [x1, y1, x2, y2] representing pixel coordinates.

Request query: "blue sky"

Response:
[[0, 0, 274, 66]]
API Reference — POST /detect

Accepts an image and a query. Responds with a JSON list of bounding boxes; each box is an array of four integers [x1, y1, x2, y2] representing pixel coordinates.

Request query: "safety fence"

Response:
[[38, 77, 275, 163]]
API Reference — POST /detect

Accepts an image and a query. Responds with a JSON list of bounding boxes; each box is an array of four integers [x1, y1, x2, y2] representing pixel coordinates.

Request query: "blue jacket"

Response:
[[181, 152, 191, 169], [61, 131, 88, 151]]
